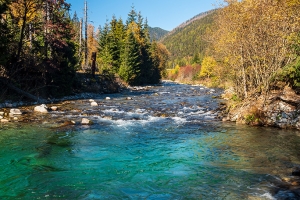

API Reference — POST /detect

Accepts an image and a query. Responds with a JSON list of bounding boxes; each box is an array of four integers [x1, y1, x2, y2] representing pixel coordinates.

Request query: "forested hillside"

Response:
[[148, 27, 169, 41], [161, 10, 216, 68]]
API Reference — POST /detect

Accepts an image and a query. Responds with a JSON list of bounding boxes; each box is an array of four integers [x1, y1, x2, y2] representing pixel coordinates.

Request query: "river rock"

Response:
[[91, 101, 98, 106], [0, 112, 4, 115], [34, 104, 48, 113], [1, 119, 9, 123], [81, 118, 93, 125], [105, 97, 111, 100], [10, 109, 22, 115], [50, 106, 58, 111], [126, 97, 133, 100]]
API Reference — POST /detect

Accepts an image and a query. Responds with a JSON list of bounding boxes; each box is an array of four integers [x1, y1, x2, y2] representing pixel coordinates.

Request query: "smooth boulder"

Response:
[[34, 104, 48, 113], [10, 109, 22, 115]]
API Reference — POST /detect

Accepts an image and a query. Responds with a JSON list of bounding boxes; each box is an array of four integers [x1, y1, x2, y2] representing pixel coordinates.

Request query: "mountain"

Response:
[[148, 27, 169, 41], [161, 9, 217, 67]]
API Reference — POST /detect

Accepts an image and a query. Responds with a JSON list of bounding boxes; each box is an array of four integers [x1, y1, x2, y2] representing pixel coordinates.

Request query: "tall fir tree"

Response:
[[119, 31, 141, 85]]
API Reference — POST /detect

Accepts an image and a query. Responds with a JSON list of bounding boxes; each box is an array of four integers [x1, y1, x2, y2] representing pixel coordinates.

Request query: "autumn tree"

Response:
[[210, 0, 300, 99], [150, 41, 170, 78], [1, 0, 78, 98]]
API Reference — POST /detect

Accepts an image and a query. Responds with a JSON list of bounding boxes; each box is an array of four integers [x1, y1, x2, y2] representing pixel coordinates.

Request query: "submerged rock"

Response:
[[34, 104, 48, 113]]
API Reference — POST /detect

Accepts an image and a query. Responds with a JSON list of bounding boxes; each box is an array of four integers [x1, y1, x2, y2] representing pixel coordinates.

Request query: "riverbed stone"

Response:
[[91, 101, 98, 106], [0, 112, 4, 115], [81, 118, 93, 125], [1, 119, 9, 123], [10, 109, 22, 115], [105, 97, 111, 100], [50, 106, 58, 111], [34, 104, 48, 113]]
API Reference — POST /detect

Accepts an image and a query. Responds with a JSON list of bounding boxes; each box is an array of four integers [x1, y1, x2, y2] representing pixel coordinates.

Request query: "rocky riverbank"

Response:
[[222, 86, 300, 130]]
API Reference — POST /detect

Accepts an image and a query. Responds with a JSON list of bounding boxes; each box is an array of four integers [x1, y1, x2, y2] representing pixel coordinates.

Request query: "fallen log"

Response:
[[0, 77, 45, 102]]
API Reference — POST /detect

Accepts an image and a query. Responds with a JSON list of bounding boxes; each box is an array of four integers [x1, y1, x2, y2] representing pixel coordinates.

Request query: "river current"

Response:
[[0, 81, 300, 199]]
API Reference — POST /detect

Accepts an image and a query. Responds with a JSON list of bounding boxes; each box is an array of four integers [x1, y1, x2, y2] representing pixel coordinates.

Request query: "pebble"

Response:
[[105, 97, 111, 100]]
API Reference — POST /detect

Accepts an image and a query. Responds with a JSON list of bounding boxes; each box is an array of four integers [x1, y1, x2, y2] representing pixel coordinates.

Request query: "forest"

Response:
[[2, 0, 300, 105], [0, 0, 169, 101]]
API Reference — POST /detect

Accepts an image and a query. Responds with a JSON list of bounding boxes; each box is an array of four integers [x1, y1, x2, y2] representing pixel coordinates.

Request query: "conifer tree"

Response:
[[98, 22, 114, 73], [119, 31, 141, 85]]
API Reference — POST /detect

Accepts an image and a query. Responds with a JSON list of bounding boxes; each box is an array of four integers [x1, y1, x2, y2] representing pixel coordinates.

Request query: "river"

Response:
[[0, 81, 300, 199]]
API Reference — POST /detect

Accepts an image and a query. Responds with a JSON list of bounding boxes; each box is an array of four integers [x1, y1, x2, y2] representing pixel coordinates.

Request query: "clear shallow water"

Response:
[[1, 82, 300, 199]]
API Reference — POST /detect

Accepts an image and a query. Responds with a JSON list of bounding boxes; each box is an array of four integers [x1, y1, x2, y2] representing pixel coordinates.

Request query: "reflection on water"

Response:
[[0, 82, 300, 199]]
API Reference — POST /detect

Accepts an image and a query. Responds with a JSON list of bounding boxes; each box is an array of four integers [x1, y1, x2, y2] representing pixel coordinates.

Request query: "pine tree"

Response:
[[119, 31, 141, 85], [109, 16, 124, 73], [98, 22, 113, 73], [126, 6, 137, 26]]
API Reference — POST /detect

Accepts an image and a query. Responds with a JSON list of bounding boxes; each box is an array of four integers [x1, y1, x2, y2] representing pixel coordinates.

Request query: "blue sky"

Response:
[[66, 0, 218, 31]]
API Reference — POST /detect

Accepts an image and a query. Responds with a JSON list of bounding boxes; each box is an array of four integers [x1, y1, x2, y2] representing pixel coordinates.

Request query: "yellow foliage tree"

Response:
[[199, 56, 217, 78], [209, 0, 300, 98]]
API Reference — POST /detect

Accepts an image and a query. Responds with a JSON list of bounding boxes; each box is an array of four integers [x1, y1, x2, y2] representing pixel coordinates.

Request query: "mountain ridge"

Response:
[[161, 9, 217, 41], [148, 27, 169, 41]]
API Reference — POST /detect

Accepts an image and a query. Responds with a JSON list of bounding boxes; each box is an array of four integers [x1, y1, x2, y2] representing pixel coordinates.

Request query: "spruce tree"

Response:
[[98, 22, 113, 73], [119, 31, 141, 85]]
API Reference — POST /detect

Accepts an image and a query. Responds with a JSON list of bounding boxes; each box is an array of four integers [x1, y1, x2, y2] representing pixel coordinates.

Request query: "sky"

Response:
[[66, 0, 219, 31]]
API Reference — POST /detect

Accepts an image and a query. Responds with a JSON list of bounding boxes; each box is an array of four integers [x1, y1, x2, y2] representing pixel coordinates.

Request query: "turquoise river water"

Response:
[[0, 81, 300, 199]]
